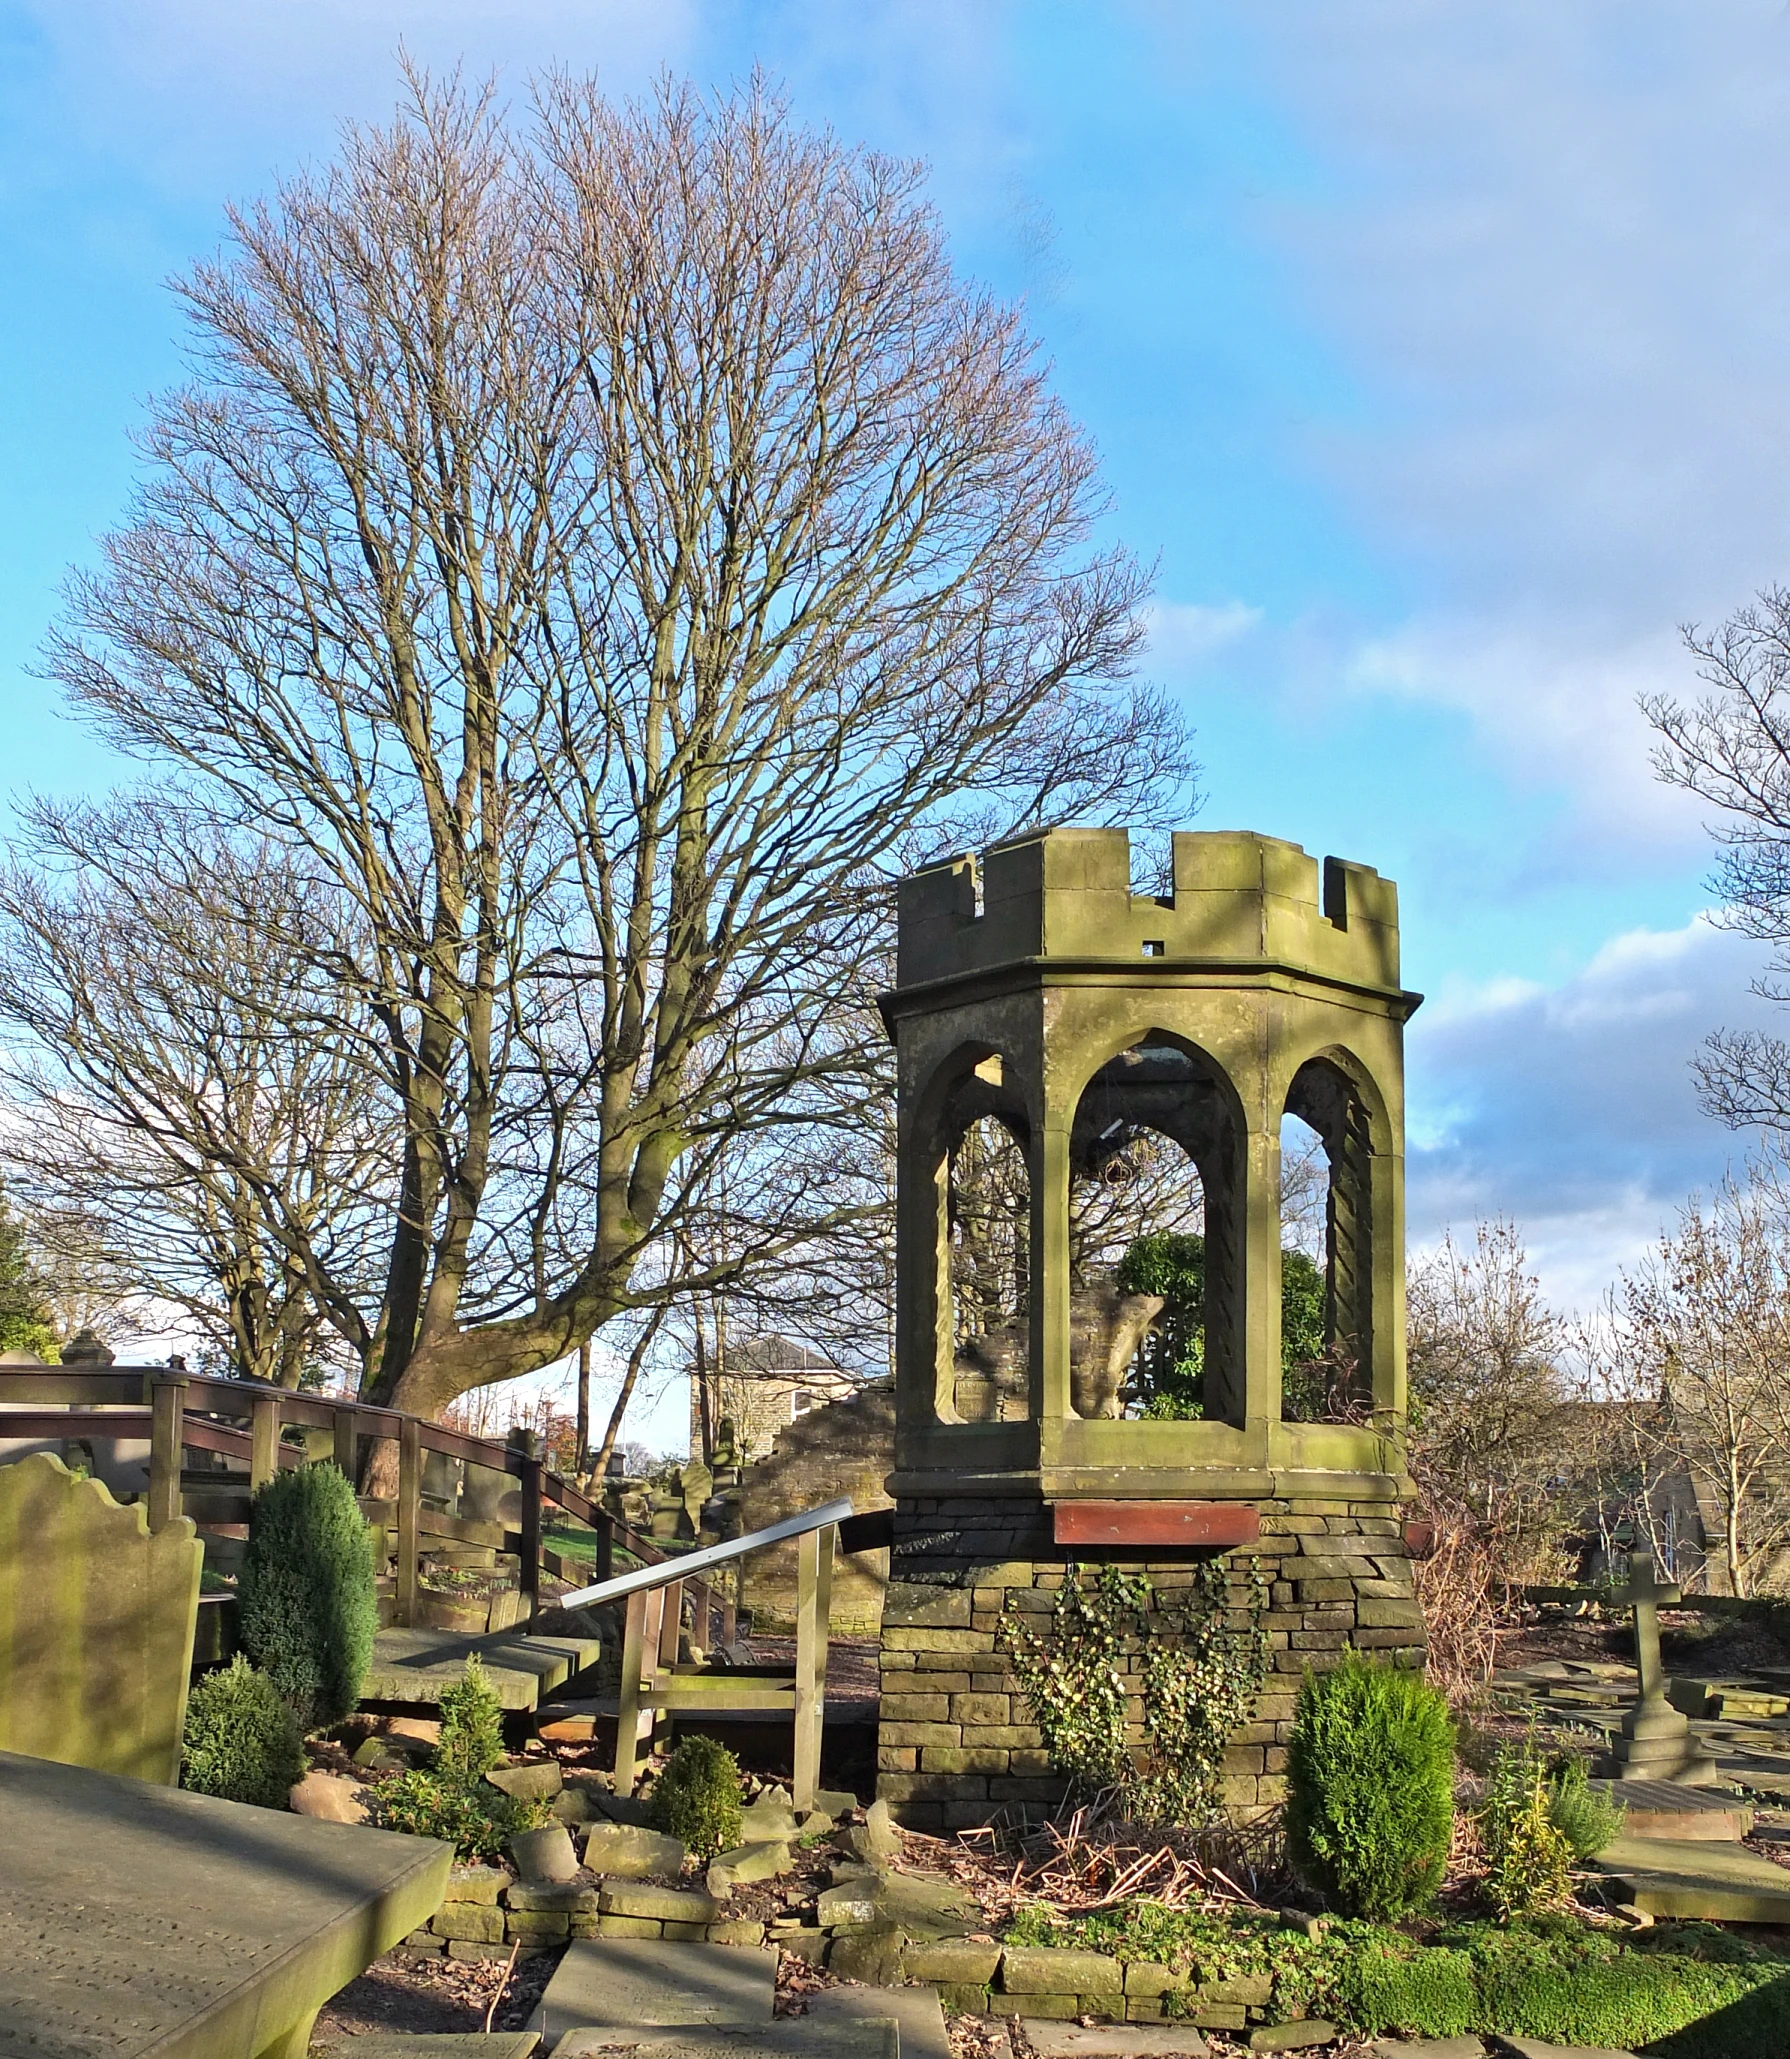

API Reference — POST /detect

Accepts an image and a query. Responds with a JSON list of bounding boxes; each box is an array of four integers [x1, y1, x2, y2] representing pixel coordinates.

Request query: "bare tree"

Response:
[[1647, 591, 1790, 1126], [1607, 1161, 1790, 1597], [40, 71, 1189, 1420], [0, 803, 393, 1384]]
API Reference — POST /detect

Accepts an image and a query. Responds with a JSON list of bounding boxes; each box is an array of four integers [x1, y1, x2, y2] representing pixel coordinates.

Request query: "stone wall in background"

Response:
[[738, 1384, 896, 1636], [875, 1489, 1423, 1830]]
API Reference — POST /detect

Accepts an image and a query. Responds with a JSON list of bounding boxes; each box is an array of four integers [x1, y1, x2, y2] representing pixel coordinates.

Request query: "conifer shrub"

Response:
[[181, 1654, 306, 1807], [437, 1655, 506, 1782], [237, 1459, 378, 1729], [1546, 1754, 1625, 1859], [647, 1736, 743, 1860], [1287, 1653, 1455, 1919]]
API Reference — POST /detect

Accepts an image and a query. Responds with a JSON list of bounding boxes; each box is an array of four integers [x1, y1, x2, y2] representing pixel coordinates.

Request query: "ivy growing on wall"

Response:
[[1000, 1554, 1271, 1823]]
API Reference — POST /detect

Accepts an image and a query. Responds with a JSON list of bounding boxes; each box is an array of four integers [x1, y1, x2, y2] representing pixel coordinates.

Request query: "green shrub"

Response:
[[181, 1654, 306, 1807], [1468, 1922, 1790, 2050], [437, 1656, 505, 1782], [237, 1460, 377, 1729], [1546, 1755, 1625, 1859], [647, 1736, 743, 1860], [1287, 1653, 1455, 1919], [368, 1766, 547, 1861], [1342, 1941, 1475, 2037], [1479, 1741, 1574, 1918]]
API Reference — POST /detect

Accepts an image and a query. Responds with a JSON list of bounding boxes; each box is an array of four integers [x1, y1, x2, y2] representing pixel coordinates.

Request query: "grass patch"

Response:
[[1001, 1902, 1790, 2052]]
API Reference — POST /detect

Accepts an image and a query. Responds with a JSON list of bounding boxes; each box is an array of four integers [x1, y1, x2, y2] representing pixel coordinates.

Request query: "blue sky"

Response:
[[5, 0, 1790, 1391]]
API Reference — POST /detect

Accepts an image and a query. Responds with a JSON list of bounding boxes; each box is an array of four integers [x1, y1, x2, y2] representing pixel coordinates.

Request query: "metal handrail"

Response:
[[558, 1496, 856, 1609]]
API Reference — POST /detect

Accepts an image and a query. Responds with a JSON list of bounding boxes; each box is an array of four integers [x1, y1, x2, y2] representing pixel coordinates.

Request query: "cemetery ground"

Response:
[[283, 1585, 1790, 2059]]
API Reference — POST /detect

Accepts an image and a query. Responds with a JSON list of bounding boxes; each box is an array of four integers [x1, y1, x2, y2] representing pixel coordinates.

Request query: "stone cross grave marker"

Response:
[[0, 1451, 203, 1784], [1608, 1557, 1717, 1785]]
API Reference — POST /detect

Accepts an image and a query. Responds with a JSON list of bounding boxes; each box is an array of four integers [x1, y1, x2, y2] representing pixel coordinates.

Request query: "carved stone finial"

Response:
[[61, 1328, 115, 1366]]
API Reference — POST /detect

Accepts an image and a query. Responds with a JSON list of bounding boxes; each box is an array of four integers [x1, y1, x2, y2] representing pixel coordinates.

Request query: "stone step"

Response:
[[531, 1938, 778, 2044], [805, 1984, 951, 2059], [1589, 1832, 1790, 1922], [552, 2028, 895, 2059], [318, 2040, 540, 2059], [365, 1627, 607, 1711]]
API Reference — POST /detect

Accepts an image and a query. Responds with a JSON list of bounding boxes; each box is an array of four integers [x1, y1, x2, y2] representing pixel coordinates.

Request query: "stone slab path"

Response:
[[364, 1626, 607, 1711]]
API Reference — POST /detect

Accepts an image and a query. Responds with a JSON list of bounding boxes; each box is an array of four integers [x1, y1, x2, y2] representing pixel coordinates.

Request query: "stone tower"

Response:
[[875, 827, 1427, 1827]]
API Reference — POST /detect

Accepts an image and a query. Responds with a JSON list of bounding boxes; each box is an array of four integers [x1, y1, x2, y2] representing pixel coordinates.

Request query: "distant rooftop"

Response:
[[727, 1334, 847, 1377]]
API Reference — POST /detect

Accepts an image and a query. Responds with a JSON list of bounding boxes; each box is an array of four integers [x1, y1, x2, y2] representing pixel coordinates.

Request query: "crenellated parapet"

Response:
[[896, 828, 1406, 998]]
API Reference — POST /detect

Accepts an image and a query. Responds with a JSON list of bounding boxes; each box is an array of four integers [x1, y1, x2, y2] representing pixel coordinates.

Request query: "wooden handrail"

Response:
[[0, 1364, 719, 1636]]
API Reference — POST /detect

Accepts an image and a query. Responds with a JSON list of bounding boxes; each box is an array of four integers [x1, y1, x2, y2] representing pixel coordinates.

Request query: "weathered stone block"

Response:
[[1001, 1948, 1124, 1995], [921, 1745, 1009, 1774], [882, 1628, 995, 1653], [445, 1865, 506, 1904], [664, 1921, 709, 1941], [882, 1584, 972, 1628], [487, 1759, 563, 1802], [432, 1904, 505, 1943], [878, 1747, 918, 1772], [596, 1915, 662, 1937], [880, 1693, 951, 1721], [599, 1883, 721, 1924], [506, 1881, 599, 1912], [882, 1721, 962, 1748], [707, 1918, 766, 1945], [950, 1692, 1011, 1726], [903, 1940, 1002, 1984], [581, 1823, 686, 1877], [506, 1910, 572, 1941], [1124, 1961, 1187, 1995], [828, 1927, 909, 1985], [1357, 1597, 1424, 1629]]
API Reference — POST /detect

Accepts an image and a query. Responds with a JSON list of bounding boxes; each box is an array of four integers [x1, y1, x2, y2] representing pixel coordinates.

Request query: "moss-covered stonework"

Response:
[[0, 1450, 203, 1784], [876, 1492, 1421, 1828], [876, 828, 1426, 1825]]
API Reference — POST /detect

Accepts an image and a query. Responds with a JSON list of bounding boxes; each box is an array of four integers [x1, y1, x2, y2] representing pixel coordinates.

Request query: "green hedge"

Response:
[[1003, 1901, 1790, 2056]]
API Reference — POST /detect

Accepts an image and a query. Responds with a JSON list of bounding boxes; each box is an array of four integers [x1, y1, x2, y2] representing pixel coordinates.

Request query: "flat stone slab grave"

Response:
[[317, 2041, 540, 2058], [1589, 1831, 1790, 1921], [365, 1626, 606, 1711], [0, 1745, 449, 2059], [1018, 2025, 1212, 2057], [553, 2029, 896, 2059], [1592, 1776, 1754, 1840], [534, 1939, 778, 2042], [805, 1984, 951, 2059]]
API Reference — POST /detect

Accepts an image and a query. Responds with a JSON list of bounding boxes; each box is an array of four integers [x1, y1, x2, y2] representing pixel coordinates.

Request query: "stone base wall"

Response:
[[875, 1491, 1424, 1830]]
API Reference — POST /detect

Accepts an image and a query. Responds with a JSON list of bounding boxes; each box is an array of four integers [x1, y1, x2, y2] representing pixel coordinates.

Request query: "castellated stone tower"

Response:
[[875, 826, 1427, 1827]]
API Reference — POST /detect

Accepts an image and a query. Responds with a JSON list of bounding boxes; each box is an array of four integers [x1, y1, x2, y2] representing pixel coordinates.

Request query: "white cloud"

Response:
[[1407, 910, 1785, 1310], [1145, 598, 1264, 674]]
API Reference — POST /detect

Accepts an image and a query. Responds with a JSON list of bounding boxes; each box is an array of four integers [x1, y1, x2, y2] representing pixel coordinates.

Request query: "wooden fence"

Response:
[[0, 1363, 727, 1638]]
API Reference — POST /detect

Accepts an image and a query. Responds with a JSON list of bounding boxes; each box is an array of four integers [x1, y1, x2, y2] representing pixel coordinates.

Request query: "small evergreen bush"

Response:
[[237, 1459, 378, 1729], [1479, 1740, 1574, 1919], [647, 1736, 743, 1860], [181, 1654, 306, 1807], [437, 1656, 506, 1782], [1546, 1754, 1625, 1859], [1287, 1653, 1455, 1919], [369, 1768, 547, 1860]]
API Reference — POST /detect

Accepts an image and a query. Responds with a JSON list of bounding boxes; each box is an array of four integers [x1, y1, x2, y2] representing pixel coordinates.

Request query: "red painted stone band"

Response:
[[1050, 1501, 1263, 1547]]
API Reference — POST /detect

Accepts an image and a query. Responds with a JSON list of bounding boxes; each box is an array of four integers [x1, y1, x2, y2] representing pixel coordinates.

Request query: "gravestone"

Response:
[[1606, 1560, 1719, 1785], [0, 1451, 203, 1783]]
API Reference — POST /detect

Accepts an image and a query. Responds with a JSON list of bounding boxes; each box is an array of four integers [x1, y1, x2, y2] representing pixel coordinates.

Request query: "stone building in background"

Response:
[[688, 1333, 857, 1462]]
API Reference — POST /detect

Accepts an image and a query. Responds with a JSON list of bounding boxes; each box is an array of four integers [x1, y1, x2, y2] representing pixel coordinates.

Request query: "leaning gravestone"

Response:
[[0, 1451, 203, 1783], [1607, 1558, 1719, 1786]]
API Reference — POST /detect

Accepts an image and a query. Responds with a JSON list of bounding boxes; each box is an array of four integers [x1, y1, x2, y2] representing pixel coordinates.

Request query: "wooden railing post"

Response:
[[249, 1391, 281, 1493], [332, 1405, 358, 1483], [514, 1429, 543, 1627], [593, 1510, 615, 1587], [147, 1373, 188, 1535], [395, 1413, 422, 1628], [791, 1524, 835, 1812]]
